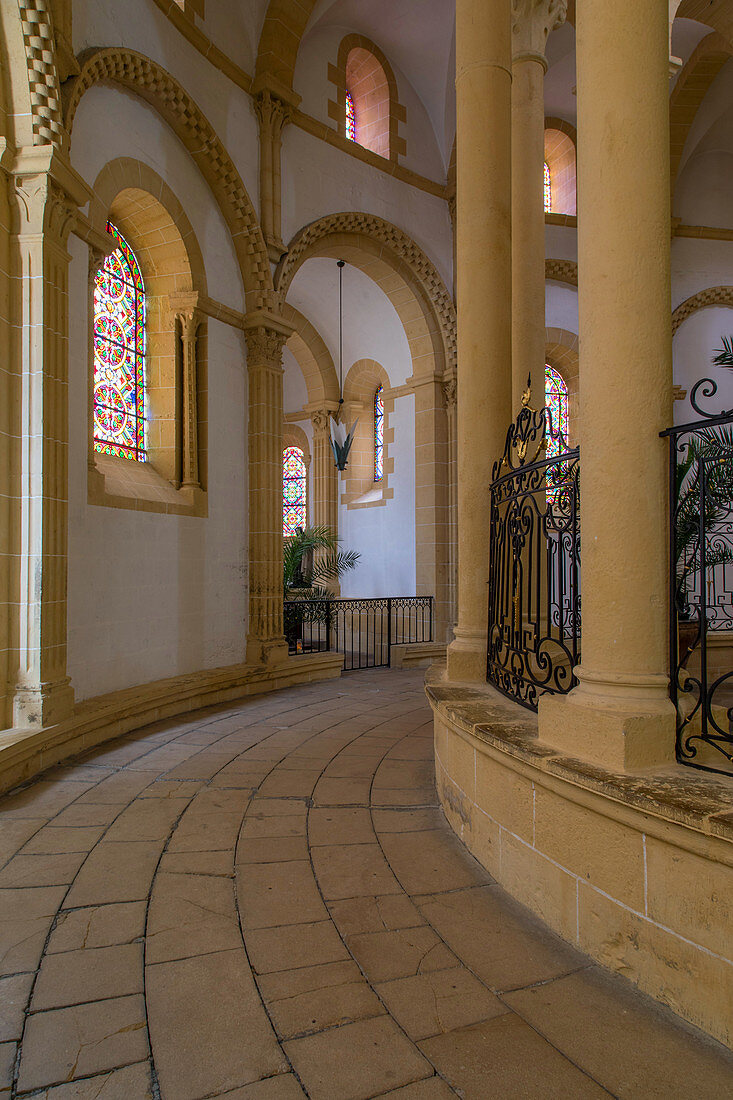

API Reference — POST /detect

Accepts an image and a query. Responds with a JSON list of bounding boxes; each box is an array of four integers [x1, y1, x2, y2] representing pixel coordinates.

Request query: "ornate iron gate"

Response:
[[487, 388, 580, 710], [661, 378, 733, 776]]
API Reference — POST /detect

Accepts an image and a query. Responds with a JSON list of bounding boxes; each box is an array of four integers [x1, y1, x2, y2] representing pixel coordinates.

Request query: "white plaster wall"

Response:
[[338, 393, 416, 597], [72, 0, 261, 219], [546, 284, 578, 335], [287, 260, 413, 387], [673, 307, 733, 425], [283, 346, 309, 414], [282, 125, 452, 291], [545, 224, 577, 264], [66, 89, 249, 701], [671, 238, 733, 310]]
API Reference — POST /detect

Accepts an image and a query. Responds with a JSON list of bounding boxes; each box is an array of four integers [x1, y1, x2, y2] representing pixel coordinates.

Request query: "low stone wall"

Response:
[[425, 664, 733, 1049], [0, 652, 344, 797]]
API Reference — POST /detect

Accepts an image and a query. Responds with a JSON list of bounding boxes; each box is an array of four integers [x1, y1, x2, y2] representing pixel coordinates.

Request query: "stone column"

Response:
[[511, 0, 567, 408], [309, 407, 339, 534], [539, 0, 675, 769], [253, 84, 297, 263], [177, 305, 202, 491], [446, 0, 513, 682], [244, 312, 294, 667], [8, 150, 92, 728], [443, 374, 458, 635]]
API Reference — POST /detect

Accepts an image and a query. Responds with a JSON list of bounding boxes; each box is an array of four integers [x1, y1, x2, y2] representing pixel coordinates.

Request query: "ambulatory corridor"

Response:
[[0, 669, 731, 1099]]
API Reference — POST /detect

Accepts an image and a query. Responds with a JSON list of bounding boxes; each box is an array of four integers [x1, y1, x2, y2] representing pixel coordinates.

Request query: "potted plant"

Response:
[[283, 526, 360, 651]]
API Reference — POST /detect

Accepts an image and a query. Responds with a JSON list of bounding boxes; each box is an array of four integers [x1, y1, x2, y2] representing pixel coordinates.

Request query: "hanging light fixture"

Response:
[[330, 259, 358, 471]]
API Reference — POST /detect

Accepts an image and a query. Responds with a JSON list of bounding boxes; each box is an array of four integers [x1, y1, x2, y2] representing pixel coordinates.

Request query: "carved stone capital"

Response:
[[10, 173, 76, 242], [310, 408, 332, 434], [244, 324, 288, 369], [177, 307, 202, 341], [254, 89, 292, 142], [88, 245, 107, 280], [442, 376, 457, 412], [511, 0, 567, 65]]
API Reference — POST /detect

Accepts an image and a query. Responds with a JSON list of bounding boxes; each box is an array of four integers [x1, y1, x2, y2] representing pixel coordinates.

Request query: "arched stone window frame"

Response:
[[544, 117, 577, 217], [87, 159, 208, 517], [340, 359, 394, 509], [328, 34, 406, 163], [282, 424, 311, 533]]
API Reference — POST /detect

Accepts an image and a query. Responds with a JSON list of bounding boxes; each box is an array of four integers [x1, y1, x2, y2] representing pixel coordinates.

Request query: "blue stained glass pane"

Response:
[[283, 447, 307, 536], [374, 386, 384, 482], [93, 221, 147, 461]]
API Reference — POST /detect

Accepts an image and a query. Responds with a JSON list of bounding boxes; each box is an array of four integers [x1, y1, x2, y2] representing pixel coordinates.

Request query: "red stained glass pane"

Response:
[[283, 447, 307, 536], [346, 91, 356, 142], [93, 221, 146, 461]]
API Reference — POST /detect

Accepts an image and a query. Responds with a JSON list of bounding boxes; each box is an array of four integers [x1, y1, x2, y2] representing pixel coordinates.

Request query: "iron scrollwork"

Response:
[[661, 378, 733, 776], [487, 379, 581, 710]]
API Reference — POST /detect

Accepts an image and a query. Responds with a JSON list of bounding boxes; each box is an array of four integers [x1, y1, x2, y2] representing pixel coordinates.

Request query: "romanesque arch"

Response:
[[281, 303, 340, 407], [672, 286, 733, 334], [276, 211, 457, 378], [64, 48, 271, 312], [670, 33, 732, 191], [545, 259, 578, 286]]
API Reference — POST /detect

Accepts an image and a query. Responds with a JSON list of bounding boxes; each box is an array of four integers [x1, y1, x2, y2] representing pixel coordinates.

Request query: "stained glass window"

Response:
[[545, 364, 568, 452], [283, 447, 307, 537], [346, 91, 356, 142], [544, 162, 552, 213], [93, 222, 146, 460], [374, 386, 384, 482]]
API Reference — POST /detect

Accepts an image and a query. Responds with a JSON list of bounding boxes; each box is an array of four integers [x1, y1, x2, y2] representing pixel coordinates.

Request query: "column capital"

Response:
[[169, 291, 203, 338], [8, 145, 94, 244], [442, 375, 457, 412], [253, 88, 294, 142], [511, 0, 567, 66], [243, 311, 294, 368], [309, 407, 333, 434]]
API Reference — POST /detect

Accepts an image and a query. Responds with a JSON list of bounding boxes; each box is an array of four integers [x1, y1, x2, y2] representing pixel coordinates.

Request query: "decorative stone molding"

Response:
[[511, 0, 568, 65], [545, 258, 578, 286], [253, 88, 292, 143], [64, 48, 271, 312], [672, 286, 733, 334], [244, 324, 289, 366], [18, 0, 64, 146], [309, 408, 331, 434], [442, 375, 457, 412], [276, 212, 457, 373], [253, 87, 293, 261]]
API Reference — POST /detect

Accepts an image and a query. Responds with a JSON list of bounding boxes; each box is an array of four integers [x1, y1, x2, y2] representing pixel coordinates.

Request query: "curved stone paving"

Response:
[[0, 668, 731, 1099]]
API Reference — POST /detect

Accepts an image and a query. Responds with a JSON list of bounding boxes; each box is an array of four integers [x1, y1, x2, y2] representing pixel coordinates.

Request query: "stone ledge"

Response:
[[425, 662, 733, 852], [0, 651, 344, 798]]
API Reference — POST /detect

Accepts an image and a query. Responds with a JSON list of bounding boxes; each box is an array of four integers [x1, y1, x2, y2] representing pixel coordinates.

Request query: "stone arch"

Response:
[[545, 327, 579, 444], [276, 212, 456, 379], [14, 1, 64, 146], [341, 359, 394, 508], [544, 117, 576, 216], [672, 286, 733, 334], [91, 158, 208, 297], [64, 47, 271, 313], [281, 303, 339, 408], [545, 259, 578, 287], [255, 0, 318, 91], [670, 33, 733, 191]]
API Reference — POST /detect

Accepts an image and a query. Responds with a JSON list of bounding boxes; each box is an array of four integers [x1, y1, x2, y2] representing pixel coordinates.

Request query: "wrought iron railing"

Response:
[[661, 378, 733, 776], [284, 595, 434, 671], [487, 386, 580, 710]]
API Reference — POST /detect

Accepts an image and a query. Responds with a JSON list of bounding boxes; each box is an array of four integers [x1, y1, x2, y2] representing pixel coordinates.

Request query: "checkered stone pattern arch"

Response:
[[672, 286, 733, 334], [18, 0, 64, 146], [65, 48, 271, 310], [545, 258, 578, 286], [276, 211, 457, 372]]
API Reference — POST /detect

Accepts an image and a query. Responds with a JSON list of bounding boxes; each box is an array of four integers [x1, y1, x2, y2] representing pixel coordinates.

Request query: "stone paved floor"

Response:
[[0, 668, 731, 1099]]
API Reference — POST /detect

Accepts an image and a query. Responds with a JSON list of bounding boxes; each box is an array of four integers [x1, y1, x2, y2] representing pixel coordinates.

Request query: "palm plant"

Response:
[[283, 525, 359, 599], [712, 336, 733, 368], [675, 424, 733, 621]]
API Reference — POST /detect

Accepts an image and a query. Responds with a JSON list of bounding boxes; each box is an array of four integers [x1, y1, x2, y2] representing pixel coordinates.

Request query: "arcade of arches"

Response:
[[0, 0, 732, 1095]]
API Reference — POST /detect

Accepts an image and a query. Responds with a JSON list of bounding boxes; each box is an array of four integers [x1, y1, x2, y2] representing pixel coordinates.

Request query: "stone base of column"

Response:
[[13, 678, 75, 730], [246, 635, 290, 670], [446, 629, 487, 683], [538, 666, 676, 771]]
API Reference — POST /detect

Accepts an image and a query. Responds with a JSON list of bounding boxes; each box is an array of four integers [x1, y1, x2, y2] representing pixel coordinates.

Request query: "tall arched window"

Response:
[[283, 446, 307, 536], [545, 364, 569, 454], [346, 91, 356, 142], [374, 385, 384, 482], [544, 162, 552, 213], [93, 222, 146, 461]]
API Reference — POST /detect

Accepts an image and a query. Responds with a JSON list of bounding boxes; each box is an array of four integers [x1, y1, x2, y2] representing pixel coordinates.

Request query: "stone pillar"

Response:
[[177, 305, 202, 491], [87, 245, 106, 478], [446, 0, 513, 682], [309, 407, 339, 534], [253, 83, 298, 263], [539, 0, 675, 769], [511, 0, 567, 408], [413, 376, 451, 642], [8, 150, 92, 727], [244, 312, 294, 667], [443, 374, 458, 635]]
